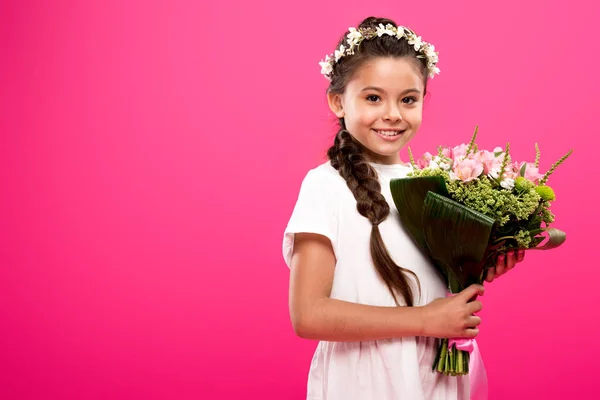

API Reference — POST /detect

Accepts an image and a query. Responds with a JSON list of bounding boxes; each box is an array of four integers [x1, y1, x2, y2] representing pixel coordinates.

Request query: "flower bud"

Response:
[[535, 185, 556, 201]]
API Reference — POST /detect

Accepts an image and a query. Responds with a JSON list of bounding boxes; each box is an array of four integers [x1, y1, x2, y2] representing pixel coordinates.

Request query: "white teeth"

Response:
[[376, 130, 402, 136]]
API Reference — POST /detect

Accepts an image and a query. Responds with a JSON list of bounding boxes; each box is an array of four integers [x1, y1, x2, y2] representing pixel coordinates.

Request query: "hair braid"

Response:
[[327, 128, 421, 307]]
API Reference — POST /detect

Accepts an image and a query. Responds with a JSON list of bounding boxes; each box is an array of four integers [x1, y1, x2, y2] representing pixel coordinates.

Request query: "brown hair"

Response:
[[326, 16, 430, 306]]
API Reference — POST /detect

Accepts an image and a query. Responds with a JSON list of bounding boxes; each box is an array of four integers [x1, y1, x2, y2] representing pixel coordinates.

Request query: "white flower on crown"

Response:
[[396, 26, 406, 39], [319, 24, 440, 81], [334, 45, 346, 62], [319, 55, 333, 78], [376, 23, 396, 37], [407, 34, 423, 51], [346, 27, 363, 54], [424, 44, 438, 62], [347, 27, 362, 42]]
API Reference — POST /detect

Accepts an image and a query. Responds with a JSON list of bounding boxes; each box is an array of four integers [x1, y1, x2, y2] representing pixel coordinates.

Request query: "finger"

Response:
[[462, 328, 479, 338], [505, 250, 516, 272], [485, 267, 495, 283], [459, 284, 485, 301], [495, 253, 506, 276], [506, 250, 519, 272], [467, 300, 483, 314], [466, 315, 482, 328], [516, 249, 525, 263]]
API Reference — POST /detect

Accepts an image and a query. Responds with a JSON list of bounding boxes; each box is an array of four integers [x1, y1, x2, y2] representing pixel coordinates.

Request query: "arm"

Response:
[[289, 232, 425, 341]]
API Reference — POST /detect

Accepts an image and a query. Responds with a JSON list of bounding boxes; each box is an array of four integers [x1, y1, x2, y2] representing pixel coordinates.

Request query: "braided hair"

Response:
[[325, 17, 430, 306]]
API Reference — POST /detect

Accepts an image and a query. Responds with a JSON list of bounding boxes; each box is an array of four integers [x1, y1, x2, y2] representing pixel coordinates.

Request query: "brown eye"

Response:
[[366, 95, 380, 102], [403, 97, 417, 104]]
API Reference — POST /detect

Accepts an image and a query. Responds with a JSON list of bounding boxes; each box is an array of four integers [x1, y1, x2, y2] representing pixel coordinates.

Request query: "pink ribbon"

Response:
[[448, 337, 475, 352], [447, 292, 488, 400]]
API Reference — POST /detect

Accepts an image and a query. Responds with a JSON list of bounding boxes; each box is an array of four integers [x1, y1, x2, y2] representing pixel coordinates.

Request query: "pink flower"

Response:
[[472, 150, 502, 175], [518, 162, 544, 183], [441, 147, 453, 160], [472, 150, 494, 162], [452, 158, 484, 182], [510, 161, 521, 173], [503, 169, 518, 180], [451, 144, 469, 161], [417, 152, 433, 169], [500, 161, 518, 180]]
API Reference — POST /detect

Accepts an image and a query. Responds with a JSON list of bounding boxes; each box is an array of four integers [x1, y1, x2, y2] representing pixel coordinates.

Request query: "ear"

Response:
[[327, 92, 345, 118]]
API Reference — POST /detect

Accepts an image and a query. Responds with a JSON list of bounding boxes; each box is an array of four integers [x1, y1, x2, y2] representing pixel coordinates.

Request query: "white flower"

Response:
[[346, 37, 358, 50], [347, 27, 362, 42], [396, 26, 406, 39], [425, 44, 436, 57], [377, 23, 396, 37], [428, 160, 440, 170], [319, 56, 333, 76], [488, 167, 501, 179], [317, 25, 441, 81], [408, 34, 423, 51], [334, 45, 346, 62], [500, 178, 515, 190], [433, 156, 451, 171], [427, 52, 439, 64], [428, 66, 440, 78]]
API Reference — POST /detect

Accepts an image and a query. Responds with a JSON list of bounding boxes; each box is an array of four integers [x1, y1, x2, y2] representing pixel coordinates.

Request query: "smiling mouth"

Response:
[[373, 129, 406, 137]]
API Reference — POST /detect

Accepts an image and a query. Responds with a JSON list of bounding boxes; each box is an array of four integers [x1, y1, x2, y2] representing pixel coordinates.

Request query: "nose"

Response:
[[384, 104, 402, 122]]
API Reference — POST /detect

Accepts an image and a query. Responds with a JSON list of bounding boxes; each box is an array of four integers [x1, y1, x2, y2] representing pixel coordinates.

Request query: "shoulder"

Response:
[[290, 161, 350, 212], [300, 161, 347, 193]]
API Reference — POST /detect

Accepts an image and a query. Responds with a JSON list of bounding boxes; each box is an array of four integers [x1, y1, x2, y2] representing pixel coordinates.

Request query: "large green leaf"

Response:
[[421, 192, 496, 291], [389, 176, 449, 255], [528, 227, 567, 250]]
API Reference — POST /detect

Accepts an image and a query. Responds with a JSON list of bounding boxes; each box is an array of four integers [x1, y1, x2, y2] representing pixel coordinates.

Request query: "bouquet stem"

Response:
[[433, 339, 470, 376]]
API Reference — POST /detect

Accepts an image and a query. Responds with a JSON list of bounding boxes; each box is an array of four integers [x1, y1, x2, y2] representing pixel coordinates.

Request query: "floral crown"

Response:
[[319, 23, 440, 81]]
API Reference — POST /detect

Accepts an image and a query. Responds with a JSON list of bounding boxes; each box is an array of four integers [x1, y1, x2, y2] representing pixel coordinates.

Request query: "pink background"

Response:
[[1, 1, 598, 399]]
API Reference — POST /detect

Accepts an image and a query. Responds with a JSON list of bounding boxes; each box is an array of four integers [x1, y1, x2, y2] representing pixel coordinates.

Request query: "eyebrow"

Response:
[[360, 86, 421, 95]]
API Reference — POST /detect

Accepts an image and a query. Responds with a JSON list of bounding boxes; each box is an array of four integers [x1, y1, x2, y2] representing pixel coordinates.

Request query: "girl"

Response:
[[282, 16, 524, 400]]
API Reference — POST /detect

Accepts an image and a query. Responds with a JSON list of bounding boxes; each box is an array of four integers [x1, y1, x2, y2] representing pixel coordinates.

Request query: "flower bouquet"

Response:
[[389, 125, 572, 376]]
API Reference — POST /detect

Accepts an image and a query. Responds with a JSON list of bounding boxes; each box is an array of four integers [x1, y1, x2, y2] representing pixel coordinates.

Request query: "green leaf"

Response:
[[390, 176, 449, 255], [527, 215, 543, 231], [527, 227, 566, 250], [421, 192, 496, 291], [530, 236, 545, 247], [520, 162, 527, 177]]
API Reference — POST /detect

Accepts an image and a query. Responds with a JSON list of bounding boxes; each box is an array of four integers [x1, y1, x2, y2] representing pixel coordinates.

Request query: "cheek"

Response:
[[355, 105, 380, 126], [406, 107, 423, 126], [345, 104, 378, 129]]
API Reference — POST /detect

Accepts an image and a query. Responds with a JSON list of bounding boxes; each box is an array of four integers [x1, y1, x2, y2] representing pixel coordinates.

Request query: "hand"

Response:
[[484, 249, 525, 283], [421, 284, 484, 339]]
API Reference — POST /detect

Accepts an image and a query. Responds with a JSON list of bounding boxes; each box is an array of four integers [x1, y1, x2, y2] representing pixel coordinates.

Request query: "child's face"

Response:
[[328, 57, 425, 165]]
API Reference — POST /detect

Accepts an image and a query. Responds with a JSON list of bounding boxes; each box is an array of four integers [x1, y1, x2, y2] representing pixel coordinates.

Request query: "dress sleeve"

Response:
[[282, 168, 339, 268]]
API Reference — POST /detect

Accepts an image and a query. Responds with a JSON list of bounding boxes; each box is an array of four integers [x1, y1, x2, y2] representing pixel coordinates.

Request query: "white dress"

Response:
[[283, 161, 484, 400]]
